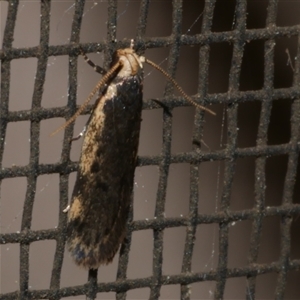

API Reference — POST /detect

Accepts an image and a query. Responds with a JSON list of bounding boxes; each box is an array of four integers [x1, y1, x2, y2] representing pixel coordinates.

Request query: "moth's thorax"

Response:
[[116, 48, 145, 78]]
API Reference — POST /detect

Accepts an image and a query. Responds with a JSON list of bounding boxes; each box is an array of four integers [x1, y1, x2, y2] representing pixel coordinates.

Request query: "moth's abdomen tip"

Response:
[[69, 244, 98, 269], [67, 240, 118, 270]]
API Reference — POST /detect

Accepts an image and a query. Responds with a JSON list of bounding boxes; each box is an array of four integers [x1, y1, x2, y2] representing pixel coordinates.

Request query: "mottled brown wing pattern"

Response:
[[66, 49, 143, 269]]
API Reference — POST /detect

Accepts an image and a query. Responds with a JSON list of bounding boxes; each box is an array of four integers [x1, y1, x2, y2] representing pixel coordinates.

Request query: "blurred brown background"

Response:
[[1, 0, 300, 299]]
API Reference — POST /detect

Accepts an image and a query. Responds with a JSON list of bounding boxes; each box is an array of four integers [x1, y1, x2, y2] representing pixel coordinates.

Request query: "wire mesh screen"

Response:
[[1, 0, 300, 299]]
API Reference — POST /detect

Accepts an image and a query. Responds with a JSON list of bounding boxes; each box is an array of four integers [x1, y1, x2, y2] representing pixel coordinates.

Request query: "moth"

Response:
[[52, 40, 215, 270]]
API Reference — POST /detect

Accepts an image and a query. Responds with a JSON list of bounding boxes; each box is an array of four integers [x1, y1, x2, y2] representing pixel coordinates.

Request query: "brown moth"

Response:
[[52, 41, 215, 269]]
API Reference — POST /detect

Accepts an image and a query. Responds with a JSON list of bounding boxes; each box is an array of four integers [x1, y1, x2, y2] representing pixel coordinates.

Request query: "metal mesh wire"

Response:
[[1, 0, 300, 299]]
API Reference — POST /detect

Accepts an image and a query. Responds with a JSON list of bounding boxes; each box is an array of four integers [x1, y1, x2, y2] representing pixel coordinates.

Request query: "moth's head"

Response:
[[113, 42, 145, 78]]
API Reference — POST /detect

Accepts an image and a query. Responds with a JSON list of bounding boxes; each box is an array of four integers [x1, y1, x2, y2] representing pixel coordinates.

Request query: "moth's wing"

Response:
[[66, 75, 143, 269]]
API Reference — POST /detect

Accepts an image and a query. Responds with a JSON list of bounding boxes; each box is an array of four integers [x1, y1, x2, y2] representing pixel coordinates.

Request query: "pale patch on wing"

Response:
[[69, 197, 83, 220], [79, 95, 106, 175]]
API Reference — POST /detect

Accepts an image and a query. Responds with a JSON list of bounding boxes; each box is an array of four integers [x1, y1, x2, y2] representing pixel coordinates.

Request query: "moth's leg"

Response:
[[71, 125, 87, 142], [151, 99, 172, 117], [80, 50, 106, 75]]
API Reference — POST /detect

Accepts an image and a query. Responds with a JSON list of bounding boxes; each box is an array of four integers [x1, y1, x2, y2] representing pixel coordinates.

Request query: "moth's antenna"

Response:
[[50, 61, 122, 137], [145, 58, 216, 116]]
